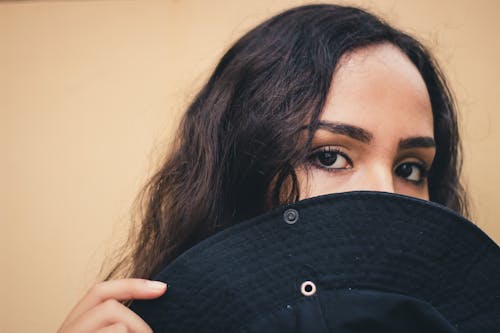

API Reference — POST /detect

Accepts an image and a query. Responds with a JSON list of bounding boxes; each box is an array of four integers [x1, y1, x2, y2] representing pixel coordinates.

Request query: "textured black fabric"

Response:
[[130, 191, 500, 332], [241, 289, 457, 333]]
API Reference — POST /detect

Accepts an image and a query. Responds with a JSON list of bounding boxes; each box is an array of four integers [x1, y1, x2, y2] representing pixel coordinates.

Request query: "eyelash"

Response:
[[307, 147, 353, 172], [395, 161, 429, 186], [307, 146, 430, 185]]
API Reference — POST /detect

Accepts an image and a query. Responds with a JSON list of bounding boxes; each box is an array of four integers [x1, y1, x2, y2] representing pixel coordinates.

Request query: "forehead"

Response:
[[321, 43, 433, 138]]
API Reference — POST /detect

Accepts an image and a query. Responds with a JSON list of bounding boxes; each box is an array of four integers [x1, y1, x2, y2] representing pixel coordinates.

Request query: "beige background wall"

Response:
[[1, 1, 499, 332]]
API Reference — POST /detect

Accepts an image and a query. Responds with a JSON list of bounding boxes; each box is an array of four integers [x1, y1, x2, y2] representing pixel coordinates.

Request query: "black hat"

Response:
[[130, 191, 500, 332]]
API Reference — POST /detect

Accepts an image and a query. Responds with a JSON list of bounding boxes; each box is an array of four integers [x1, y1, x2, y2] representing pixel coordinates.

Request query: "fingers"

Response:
[[94, 323, 129, 333], [64, 299, 152, 333], [60, 279, 166, 331]]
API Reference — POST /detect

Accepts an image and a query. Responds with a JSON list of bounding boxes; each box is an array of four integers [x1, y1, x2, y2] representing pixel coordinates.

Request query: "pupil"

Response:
[[398, 164, 413, 177], [319, 152, 337, 166]]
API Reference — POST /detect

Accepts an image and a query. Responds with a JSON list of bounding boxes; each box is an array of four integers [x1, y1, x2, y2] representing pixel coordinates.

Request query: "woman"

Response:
[[58, 4, 469, 332]]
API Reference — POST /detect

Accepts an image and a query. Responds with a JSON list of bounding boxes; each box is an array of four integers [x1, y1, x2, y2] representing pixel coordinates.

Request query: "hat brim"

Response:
[[130, 191, 500, 332]]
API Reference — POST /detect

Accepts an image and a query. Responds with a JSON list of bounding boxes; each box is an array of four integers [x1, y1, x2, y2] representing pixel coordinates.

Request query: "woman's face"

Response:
[[298, 43, 435, 200]]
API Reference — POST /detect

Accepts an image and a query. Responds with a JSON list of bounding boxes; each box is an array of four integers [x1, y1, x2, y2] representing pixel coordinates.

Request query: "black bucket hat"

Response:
[[130, 191, 500, 332]]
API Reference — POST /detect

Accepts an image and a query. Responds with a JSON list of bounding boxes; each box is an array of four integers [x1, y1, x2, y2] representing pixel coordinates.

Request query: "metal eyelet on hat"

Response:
[[283, 208, 299, 224], [300, 281, 316, 296]]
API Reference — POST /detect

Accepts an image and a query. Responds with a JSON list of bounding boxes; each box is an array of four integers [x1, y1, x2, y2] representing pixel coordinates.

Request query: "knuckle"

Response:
[[89, 282, 106, 297], [131, 278, 146, 289], [112, 322, 128, 333], [103, 299, 121, 312]]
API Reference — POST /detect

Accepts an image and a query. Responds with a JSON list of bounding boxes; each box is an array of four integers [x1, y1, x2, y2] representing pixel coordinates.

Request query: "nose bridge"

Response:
[[364, 163, 395, 193]]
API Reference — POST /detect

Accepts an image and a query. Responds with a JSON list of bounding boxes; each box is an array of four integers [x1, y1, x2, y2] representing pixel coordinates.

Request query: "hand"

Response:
[[57, 278, 167, 333]]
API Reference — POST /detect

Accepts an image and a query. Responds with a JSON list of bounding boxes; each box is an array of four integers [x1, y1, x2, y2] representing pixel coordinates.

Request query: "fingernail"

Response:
[[146, 280, 167, 290]]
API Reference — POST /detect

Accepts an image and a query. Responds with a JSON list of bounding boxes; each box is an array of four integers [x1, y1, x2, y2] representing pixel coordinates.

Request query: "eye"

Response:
[[309, 147, 352, 171], [395, 162, 428, 183]]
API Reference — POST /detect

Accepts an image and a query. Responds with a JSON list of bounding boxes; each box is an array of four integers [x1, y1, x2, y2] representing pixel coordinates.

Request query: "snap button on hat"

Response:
[[300, 281, 316, 296], [283, 208, 299, 224]]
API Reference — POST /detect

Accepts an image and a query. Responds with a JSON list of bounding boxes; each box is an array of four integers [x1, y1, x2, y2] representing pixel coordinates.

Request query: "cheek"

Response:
[[296, 168, 356, 199], [296, 167, 431, 201], [394, 181, 430, 201]]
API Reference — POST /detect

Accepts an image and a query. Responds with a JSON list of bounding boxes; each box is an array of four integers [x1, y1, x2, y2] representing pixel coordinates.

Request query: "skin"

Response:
[[57, 279, 166, 333], [299, 43, 435, 200], [58, 43, 435, 332]]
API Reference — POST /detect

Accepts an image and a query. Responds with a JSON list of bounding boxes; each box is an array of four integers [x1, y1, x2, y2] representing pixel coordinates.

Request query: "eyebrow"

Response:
[[398, 136, 436, 149], [313, 121, 435, 149], [316, 121, 373, 143]]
